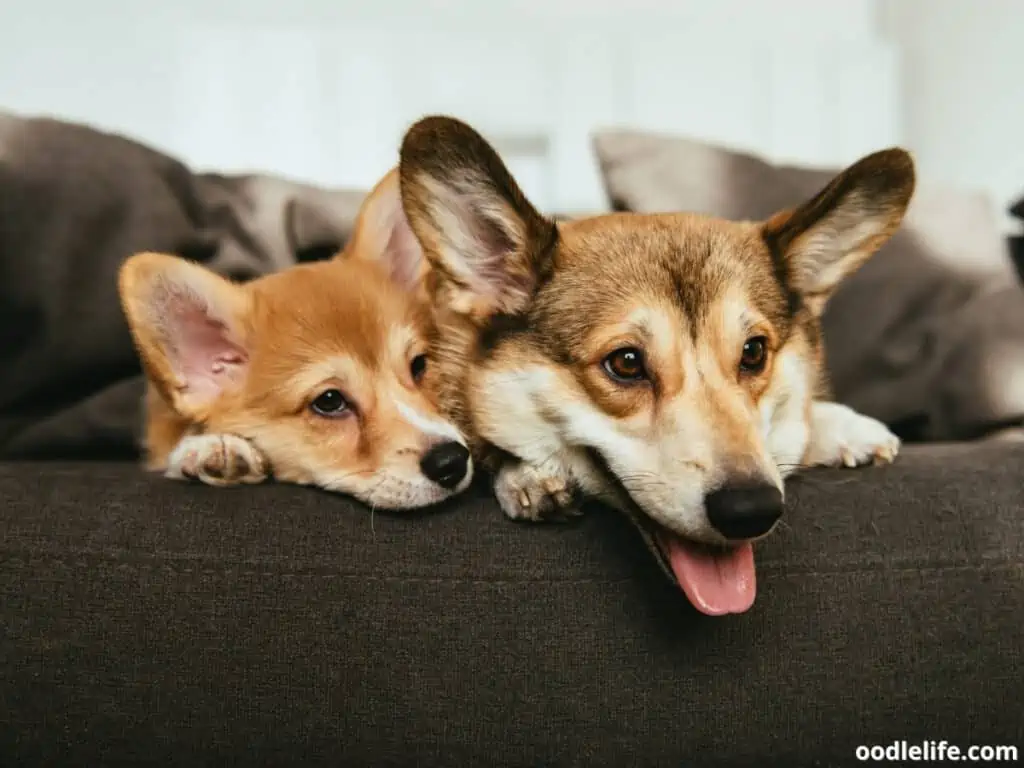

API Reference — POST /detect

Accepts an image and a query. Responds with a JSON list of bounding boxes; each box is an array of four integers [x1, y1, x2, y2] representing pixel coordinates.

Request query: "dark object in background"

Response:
[[1009, 194, 1024, 281], [1010, 194, 1024, 220], [1010, 235, 1024, 282]]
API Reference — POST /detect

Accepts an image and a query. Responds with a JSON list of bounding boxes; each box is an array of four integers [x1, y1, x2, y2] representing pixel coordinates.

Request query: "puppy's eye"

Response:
[[740, 336, 769, 374], [311, 388, 351, 417], [410, 354, 428, 383], [603, 347, 647, 383]]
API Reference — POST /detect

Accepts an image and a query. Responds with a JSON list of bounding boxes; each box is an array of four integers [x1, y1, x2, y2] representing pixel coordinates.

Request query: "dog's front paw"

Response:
[[804, 402, 900, 468], [166, 434, 269, 487], [494, 458, 579, 522]]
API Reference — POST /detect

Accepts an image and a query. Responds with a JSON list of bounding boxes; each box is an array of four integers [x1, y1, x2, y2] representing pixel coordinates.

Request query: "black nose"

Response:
[[419, 441, 470, 489], [704, 481, 784, 540]]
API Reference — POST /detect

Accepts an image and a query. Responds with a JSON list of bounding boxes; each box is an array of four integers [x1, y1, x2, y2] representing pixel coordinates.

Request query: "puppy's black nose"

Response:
[[420, 441, 470, 489], [705, 481, 784, 540]]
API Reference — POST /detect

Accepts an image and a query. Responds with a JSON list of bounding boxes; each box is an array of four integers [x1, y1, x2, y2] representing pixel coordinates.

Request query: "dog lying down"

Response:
[[122, 116, 915, 616], [390, 116, 915, 615], [118, 169, 474, 510]]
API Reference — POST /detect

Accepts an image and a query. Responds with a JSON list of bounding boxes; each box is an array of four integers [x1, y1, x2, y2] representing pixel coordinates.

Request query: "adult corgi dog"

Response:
[[118, 169, 473, 510], [395, 116, 915, 614]]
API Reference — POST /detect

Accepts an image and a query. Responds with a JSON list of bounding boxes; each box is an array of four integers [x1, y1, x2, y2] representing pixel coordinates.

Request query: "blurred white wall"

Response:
[[881, 0, 1024, 231], [0, 0, 1019, 223]]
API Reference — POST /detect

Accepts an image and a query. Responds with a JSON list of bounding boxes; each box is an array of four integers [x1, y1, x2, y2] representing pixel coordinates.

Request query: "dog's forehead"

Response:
[[247, 260, 427, 371], [548, 213, 784, 328]]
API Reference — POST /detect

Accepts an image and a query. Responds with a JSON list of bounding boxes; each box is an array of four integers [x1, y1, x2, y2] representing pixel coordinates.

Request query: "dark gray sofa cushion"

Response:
[[1, 445, 1021, 766]]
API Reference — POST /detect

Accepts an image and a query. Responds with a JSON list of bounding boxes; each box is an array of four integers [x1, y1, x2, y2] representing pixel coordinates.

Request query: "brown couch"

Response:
[[3, 445, 1023, 766], [1, 112, 1022, 766]]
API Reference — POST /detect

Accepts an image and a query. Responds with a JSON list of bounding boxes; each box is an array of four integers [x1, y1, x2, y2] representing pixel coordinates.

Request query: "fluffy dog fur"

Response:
[[118, 170, 473, 510], [394, 116, 915, 614]]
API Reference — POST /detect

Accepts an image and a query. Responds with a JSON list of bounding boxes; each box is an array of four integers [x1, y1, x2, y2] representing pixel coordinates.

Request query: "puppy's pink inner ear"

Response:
[[170, 301, 247, 403], [382, 207, 425, 290]]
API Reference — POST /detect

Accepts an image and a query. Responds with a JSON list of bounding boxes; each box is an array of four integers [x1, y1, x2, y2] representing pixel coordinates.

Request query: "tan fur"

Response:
[[119, 169, 472, 509], [397, 116, 915, 545]]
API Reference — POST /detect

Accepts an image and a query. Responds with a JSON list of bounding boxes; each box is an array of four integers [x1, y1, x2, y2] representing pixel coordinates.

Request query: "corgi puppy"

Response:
[[394, 116, 915, 614], [118, 169, 473, 509]]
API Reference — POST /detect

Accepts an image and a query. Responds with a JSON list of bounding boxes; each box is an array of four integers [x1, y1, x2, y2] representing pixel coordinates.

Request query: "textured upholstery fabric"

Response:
[[2, 446, 1022, 766]]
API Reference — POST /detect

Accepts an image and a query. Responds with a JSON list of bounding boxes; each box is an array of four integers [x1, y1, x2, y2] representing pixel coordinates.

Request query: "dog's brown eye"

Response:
[[311, 388, 351, 417], [740, 336, 768, 373], [410, 354, 428, 383], [603, 347, 647, 383]]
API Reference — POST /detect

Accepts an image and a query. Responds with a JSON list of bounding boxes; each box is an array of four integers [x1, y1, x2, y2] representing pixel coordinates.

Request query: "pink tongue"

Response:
[[663, 534, 756, 616]]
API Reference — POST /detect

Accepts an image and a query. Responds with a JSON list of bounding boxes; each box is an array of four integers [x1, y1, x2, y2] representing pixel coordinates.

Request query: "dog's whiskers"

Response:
[[366, 474, 388, 538]]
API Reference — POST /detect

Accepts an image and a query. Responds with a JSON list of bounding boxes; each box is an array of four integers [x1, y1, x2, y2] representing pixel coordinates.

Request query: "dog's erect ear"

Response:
[[398, 115, 557, 320], [119, 252, 251, 419], [763, 148, 915, 315], [343, 167, 426, 291]]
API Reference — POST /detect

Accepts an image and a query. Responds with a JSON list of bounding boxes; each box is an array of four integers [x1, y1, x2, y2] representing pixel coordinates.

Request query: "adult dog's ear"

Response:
[[763, 148, 916, 316], [399, 115, 558, 321], [119, 252, 251, 419]]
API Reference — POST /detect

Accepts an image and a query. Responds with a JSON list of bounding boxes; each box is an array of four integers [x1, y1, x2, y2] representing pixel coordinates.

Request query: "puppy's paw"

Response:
[[804, 401, 900, 468], [166, 434, 269, 487], [494, 458, 579, 522]]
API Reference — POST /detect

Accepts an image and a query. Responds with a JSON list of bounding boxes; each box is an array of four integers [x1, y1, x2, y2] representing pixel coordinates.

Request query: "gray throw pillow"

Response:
[[592, 129, 1022, 441]]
